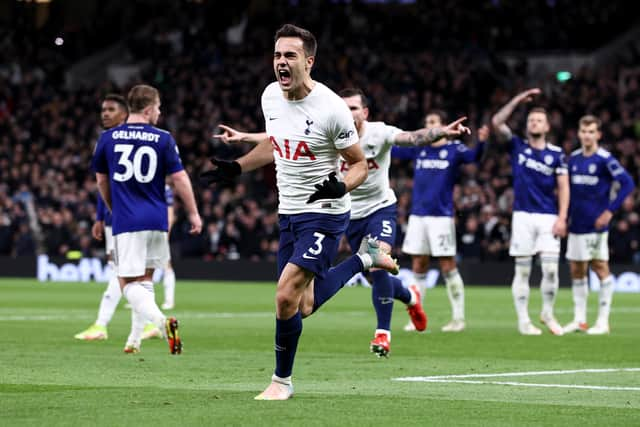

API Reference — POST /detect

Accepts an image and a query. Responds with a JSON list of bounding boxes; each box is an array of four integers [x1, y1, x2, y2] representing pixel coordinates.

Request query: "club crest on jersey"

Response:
[[588, 163, 597, 174], [304, 119, 313, 135], [525, 148, 532, 155], [439, 149, 448, 159], [270, 136, 316, 161], [544, 155, 553, 165], [572, 165, 577, 172]]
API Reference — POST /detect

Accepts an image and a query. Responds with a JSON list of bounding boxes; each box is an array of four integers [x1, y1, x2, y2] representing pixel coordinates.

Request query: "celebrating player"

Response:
[[92, 84, 202, 354], [491, 88, 569, 336], [394, 111, 487, 333], [563, 115, 634, 334], [339, 89, 470, 353], [200, 24, 398, 399]]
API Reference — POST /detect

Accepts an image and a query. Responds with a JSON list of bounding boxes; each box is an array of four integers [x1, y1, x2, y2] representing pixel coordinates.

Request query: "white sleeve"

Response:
[[328, 100, 359, 150], [384, 124, 403, 145]]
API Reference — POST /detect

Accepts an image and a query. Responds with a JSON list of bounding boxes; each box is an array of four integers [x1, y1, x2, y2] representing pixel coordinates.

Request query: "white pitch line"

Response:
[[405, 379, 640, 392], [394, 367, 640, 381]]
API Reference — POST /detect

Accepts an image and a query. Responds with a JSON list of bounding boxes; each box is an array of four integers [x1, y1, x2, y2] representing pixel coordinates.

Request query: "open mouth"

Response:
[[278, 69, 291, 86]]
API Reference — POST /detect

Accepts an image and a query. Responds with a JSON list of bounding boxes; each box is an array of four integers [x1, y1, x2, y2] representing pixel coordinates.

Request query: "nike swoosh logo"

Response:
[[302, 253, 318, 260], [269, 117, 278, 121]]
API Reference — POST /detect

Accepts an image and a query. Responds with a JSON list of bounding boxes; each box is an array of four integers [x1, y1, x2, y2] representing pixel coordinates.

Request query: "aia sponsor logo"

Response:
[[270, 136, 316, 160]]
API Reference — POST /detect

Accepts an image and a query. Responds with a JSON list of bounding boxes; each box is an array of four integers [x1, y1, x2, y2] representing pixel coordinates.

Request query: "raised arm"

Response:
[[394, 117, 470, 146], [491, 88, 541, 142]]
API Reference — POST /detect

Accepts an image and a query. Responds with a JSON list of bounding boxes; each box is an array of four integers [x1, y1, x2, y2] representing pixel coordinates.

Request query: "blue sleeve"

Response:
[[96, 195, 105, 221], [91, 135, 109, 174], [607, 158, 635, 212], [165, 135, 184, 174], [507, 135, 520, 153], [457, 141, 485, 164], [391, 145, 416, 160]]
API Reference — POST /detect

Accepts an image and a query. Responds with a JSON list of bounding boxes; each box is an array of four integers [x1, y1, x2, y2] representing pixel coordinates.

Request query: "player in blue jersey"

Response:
[[395, 111, 486, 333], [563, 115, 635, 335], [491, 88, 569, 336], [75, 94, 128, 341], [92, 84, 202, 354], [200, 25, 399, 400]]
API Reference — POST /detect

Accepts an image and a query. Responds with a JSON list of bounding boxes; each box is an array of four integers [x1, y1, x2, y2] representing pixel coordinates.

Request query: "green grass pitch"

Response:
[[1, 278, 639, 426]]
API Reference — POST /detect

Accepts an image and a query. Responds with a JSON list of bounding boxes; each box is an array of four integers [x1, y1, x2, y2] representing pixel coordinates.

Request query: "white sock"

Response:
[[512, 257, 532, 324], [272, 374, 292, 386], [412, 272, 427, 304], [357, 253, 373, 269], [540, 255, 559, 317], [597, 275, 614, 324], [122, 281, 166, 332], [163, 268, 176, 306], [126, 308, 146, 347], [444, 269, 465, 321], [95, 274, 122, 327], [571, 277, 588, 323]]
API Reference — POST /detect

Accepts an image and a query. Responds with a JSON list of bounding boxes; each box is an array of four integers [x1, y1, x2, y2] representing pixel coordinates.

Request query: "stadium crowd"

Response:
[[1, 1, 639, 263]]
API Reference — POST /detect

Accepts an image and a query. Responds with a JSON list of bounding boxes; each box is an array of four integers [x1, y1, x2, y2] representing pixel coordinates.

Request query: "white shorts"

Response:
[[104, 226, 114, 254], [566, 232, 609, 262], [113, 230, 170, 277], [509, 211, 560, 256], [402, 215, 456, 257]]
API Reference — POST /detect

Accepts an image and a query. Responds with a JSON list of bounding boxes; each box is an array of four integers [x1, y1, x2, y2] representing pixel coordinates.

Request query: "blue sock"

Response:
[[274, 311, 302, 378], [392, 276, 411, 304], [370, 270, 393, 330], [312, 255, 364, 313]]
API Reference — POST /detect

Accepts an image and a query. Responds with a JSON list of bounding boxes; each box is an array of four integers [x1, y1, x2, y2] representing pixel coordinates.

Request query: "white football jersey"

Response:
[[262, 82, 359, 215], [339, 121, 401, 219]]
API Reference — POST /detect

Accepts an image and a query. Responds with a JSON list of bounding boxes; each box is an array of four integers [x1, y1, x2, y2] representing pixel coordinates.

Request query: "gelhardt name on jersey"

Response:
[[111, 129, 161, 143]]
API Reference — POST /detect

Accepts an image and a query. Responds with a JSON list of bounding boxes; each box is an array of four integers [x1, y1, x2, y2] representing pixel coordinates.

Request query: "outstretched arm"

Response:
[[491, 88, 541, 142], [213, 124, 269, 145], [394, 117, 470, 146]]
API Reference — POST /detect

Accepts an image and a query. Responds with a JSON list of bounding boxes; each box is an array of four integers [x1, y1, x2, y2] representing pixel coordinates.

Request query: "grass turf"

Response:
[[1, 278, 639, 426]]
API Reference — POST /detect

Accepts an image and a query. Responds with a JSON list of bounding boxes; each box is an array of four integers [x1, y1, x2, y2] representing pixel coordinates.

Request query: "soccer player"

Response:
[[395, 111, 487, 333], [339, 88, 470, 353], [491, 88, 569, 336], [74, 94, 128, 341], [200, 24, 398, 399], [563, 115, 634, 335], [92, 84, 202, 354]]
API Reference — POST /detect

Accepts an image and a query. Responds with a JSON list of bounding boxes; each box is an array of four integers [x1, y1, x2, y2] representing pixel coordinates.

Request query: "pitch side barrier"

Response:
[[1, 255, 640, 292]]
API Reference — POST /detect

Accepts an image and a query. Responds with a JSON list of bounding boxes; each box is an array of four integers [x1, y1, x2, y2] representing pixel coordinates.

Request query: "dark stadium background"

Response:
[[1, 0, 639, 281]]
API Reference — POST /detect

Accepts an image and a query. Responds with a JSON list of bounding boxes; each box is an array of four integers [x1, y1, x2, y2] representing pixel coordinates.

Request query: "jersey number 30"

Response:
[[113, 144, 158, 183]]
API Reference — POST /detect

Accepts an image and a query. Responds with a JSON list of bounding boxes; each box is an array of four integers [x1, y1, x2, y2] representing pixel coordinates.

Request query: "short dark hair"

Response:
[[103, 93, 128, 114], [579, 114, 601, 130], [274, 24, 317, 57], [338, 88, 369, 108], [127, 85, 160, 114], [426, 109, 448, 123]]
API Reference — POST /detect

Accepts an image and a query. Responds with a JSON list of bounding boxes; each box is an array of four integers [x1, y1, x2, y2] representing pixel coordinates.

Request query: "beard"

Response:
[[528, 131, 544, 139]]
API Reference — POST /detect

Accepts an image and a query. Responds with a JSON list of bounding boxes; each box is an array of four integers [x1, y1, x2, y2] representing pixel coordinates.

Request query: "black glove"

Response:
[[306, 172, 346, 204], [199, 158, 241, 187]]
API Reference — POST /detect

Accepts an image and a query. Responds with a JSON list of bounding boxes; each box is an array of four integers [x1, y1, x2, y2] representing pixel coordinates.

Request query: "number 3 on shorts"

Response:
[[307, 232, 325, 256]]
